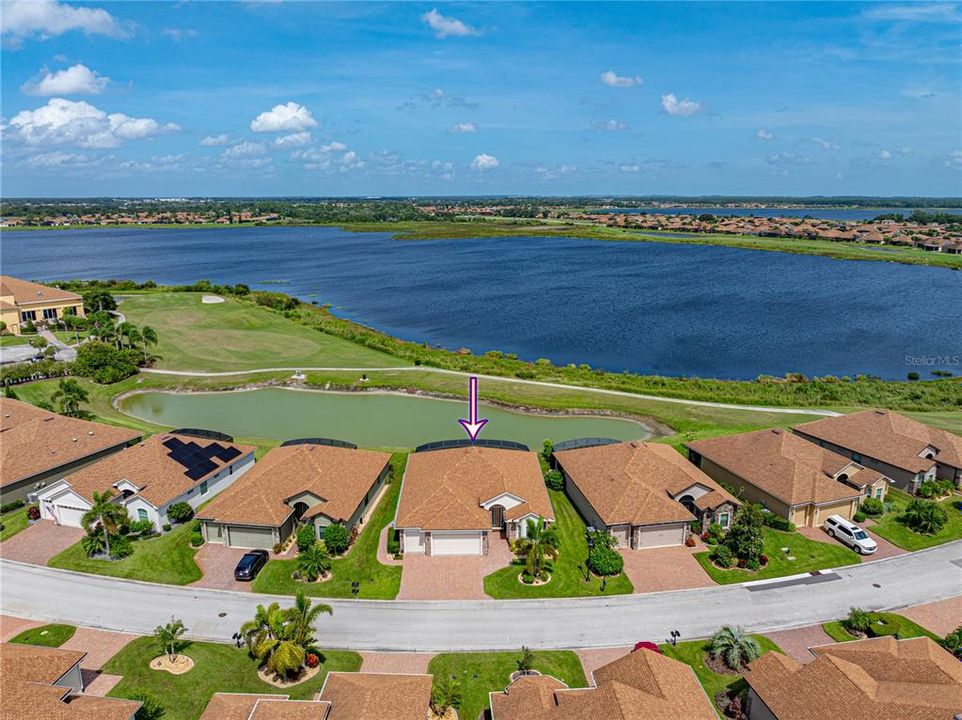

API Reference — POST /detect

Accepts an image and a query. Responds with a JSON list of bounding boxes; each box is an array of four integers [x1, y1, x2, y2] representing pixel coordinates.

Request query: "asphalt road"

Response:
[[3, 541, 959, 651]]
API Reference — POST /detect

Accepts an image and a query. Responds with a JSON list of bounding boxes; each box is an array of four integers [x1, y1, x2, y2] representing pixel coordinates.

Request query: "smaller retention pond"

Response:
[[119, 387, 652, 449]]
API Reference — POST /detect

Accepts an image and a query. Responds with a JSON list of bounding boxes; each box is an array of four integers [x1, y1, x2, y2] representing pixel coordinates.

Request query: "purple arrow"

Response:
[[458, 375, 488, 441]]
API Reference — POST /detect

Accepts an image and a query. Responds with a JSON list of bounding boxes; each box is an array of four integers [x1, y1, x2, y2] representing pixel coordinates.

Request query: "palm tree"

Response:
[[51, 378, 89, 417], [239, 602, 283, 652], [514, 517, 559, 581], [297, 543, 332, 582], [154, 618, 187, 661], [140, 325, 158, 364], [904, 499, 948, 534], [253, 610, 305, 678], [430, 676, 462, 716], [285, 589, 332, 650], [115, 321, 139, 350], [81, 490, 127, 558], [709, 625, 761, 671]]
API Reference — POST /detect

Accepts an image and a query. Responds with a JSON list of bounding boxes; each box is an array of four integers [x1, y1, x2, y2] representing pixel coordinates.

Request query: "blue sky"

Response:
[[1, 1, 960, 197]]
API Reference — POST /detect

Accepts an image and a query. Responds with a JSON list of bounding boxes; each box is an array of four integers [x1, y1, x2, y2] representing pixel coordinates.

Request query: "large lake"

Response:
[[3, 226, 959, 379]]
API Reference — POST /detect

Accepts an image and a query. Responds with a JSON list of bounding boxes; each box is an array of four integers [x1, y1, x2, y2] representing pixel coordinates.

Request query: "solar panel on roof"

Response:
[[185, 459, 217, 480], [163, 437, 184, 451], [216, 445, 242, 462]]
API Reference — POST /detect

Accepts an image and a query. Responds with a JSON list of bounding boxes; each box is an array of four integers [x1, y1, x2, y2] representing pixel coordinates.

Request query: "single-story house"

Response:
[[553, 440, 739, 549], [196, 439, 392, 550], [745, 636, 962, 719], [1, 642, 140, 720], [395, 443, 554, 556], [793, 409, 962, 493], [489, 646, 716, 719], [0, 397, 141, 504], [34, 430, 254, 531], [200, 672, 432, 720], [0, 275, 86, 336], [687, 428, 890, 527]]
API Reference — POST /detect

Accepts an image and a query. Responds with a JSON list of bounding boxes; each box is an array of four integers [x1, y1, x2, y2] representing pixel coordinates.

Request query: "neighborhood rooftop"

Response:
[[0, 275, 81, 307]]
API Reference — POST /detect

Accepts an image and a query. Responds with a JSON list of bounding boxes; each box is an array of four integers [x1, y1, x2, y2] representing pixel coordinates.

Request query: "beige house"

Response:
[[0, 397, 141, 504], [745, 636, 962, 720], [395, 444, 554, 556], [553, 440, 739, 549], [0, 275, 85, 335], [197, 440, 392, 550], [793, 409, 962, 494], [1, 643, 140, 720], [489, 647, 716, 719], [687, 428, 889, 527]]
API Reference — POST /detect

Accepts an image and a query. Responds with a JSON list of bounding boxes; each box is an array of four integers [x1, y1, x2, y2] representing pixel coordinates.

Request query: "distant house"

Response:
[[553, 440, 739, 549], [0, 398, 141, 504], [197, 440, 391, 550], [1, 642, 140, 719], [488, 647, 716, 719], [687, 428, 889, 527], [395, 444, 554, 556], [34, 430, 254, 530], [793, 410, 962, 493], [745, 636, 962, 719], [0, 275, 85, 336]]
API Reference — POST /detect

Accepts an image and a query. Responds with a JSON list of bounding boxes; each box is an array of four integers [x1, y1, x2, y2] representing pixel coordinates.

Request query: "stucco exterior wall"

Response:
[[745, 688, 778, 720], [560, 468, 607, 532]]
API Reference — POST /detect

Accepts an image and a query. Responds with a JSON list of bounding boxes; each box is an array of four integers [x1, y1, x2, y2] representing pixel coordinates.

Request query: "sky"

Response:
[[1, 1, 960, 198]]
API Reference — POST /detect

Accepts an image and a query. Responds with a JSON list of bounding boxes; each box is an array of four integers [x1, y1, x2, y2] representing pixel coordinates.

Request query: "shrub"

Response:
[[762, 513, 795, 532], [162, 523, 172, 532], [296, 524, 317, 553], [82, 531, 106, 557], [323, 523, 350, 555], [190, 531, 204, 547], [916, 481, 940, 499], [709, 625, 761, 671], [860, 497, 884, 516], [73, 341, 138, 384], [386, 528, 400, 556], [544, 470, 564, 491], [297, 542, 331, 581], [129, 689, 165, 720], [704, 522, 726, 545], [844, 607, 872, 634], [685, 534, 697, 547], [0, 500, 25, 514], [941, 625, 962, 660], [167, 502, 194, 523], [725, 503, 765, 565], [853, 511, 867, 523], [587, 545, 623, 576], [305, 653, 320, 668], [710, 544, 734, 568], [907, 371, 920, 381], [904, 499, 948, 534], [128, 519, 155, 536], [273, 543, 283, 555], [118, 523, 130, 536], [110, 534, 133, 559], [27, 505, 40, 521]]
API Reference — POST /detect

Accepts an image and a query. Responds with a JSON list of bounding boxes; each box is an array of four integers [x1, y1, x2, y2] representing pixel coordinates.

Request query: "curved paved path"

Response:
[[2, 541, 958, 652], [142, 366, 840, 417]]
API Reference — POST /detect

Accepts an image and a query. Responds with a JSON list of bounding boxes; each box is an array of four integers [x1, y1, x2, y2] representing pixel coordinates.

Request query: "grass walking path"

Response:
[[484, 489, 633, 598], [867, 488, 962, 551]]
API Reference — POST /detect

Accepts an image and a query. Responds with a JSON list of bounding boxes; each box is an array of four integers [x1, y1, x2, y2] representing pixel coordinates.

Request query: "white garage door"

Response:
[[55, 505, 88, 528], [635, 523, 686, 549], [431, 531, 483, 556]]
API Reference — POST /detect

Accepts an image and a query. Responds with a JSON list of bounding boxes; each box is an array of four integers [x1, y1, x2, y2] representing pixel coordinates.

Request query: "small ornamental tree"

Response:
[[154, 618, 187, 661], [544, 470, 564, 491], [517, 645, 536, 674], [167, 502, 194, 524], [725, 503, 765, 567], [323, 523, 349, 555], [296, 524, 317, 553], [587, 544, 623, 576], [941, 625, 962, 660]]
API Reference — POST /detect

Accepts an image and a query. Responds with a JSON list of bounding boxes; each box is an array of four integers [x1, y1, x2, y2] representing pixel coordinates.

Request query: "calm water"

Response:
[[601, 206, 957, 221], [120, 388, 650, 448], [3, 226, 960, 379]]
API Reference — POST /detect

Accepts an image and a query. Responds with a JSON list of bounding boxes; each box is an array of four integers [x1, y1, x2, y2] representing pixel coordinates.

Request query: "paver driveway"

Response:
[[360, 651, 435, 674], [619, 545, 714, 593], [576, 647, 634, 683], [0, 614, 41, 642], [190, 543, 252, 591], [797, 525, 905, 561], [899, 596, 962, 636], [398, 536, 514, 600], [0, 520, 84, 565], [765, 624, 836, 664]]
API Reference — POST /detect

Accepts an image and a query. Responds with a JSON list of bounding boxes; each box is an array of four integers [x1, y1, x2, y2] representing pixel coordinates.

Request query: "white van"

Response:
[[824, 515, 877, 555]]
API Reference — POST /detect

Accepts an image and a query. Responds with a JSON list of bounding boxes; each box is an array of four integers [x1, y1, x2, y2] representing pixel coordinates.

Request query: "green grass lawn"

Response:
[[484, 489, 633, 598], [119, 292, 403, 372], [660, 635, 783, 717], [822, 612, 941, 643], [0, 335, 30, 346], [867, 488, 962, 551], [104, 636, 361, 720], [9, 623, 76, 647], [251, 454, 405, 599], [694, 528, 859, 585], [48, 521, 202, 585], [0, 507, 29, 542], [428, 650, 586, 720]]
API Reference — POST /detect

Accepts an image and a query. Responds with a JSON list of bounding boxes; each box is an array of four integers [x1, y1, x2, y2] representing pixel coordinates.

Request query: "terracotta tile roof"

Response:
[[61, 432, 254, 508], [396, 446, 554, 531], [489, 649, 716, 720], [747, 637, 962, 720], [248, 699, 332, 719], [553, 441, 738, 526], [687, 429, 873, 506], [0, 398, 140, 489], [197, 444, 391, 527], [199, 694, 286, 720], [0, 275, 82, 306], [319, 672, 432, 720], [0, 642, 86, 685], [794, 409, 962, 474]]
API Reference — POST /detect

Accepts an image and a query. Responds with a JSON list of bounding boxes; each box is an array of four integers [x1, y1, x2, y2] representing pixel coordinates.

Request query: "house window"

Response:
[[718, 512, 730, 529], [20, 310, 36, 321], [42, 308, 58, 320], [875, 488, 883, 499], [138, 508, 148, 522], [865, 487, 872, 497], [200, 481, 209, 495]]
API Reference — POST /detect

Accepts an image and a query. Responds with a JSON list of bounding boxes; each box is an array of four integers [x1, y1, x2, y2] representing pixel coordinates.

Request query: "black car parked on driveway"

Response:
[[234, 549, 269, 581]]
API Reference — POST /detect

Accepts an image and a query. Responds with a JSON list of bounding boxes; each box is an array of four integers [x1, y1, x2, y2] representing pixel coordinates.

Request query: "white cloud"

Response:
[[200, 133, 229, 146], [1, 0, 130, 45], [766, 152, 813, 167], [756, 129, 773, 141], [812, 137, 840, 151], [600, 70, 643, 88], [470, 153, 499, 170], [876, 149, 892, 160], [449, 122, 478, 134], [161, 27, 197, 41], [319, 140, 347, 152], [945, 150, 962, 169], [619, 163, 641, 173], [863, 4, 960, 22], [397, 87, 477, 111], [661, 93, 702, 117], [117, 153, 186, 172], [222, 141, 267, 158], [250, 102, 317, 133], [421, 8, 478, 38], [21, 63, 109, 96], [25, 150, 95, 168], [591, 119, 629, 132], [897, 146, 913, 155], [8, 98, 178, 148], [273, 131, 311, 148], [339, 150, 364, 171]]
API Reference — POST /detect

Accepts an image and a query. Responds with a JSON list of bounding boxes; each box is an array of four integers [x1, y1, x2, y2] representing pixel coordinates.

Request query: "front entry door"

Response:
[[491, 505, 505, 529]]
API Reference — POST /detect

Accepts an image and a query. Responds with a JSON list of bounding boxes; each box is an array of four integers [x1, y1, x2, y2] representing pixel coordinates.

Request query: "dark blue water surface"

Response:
[[2, 226, 959, 379], [602, 206, 957, 221]]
